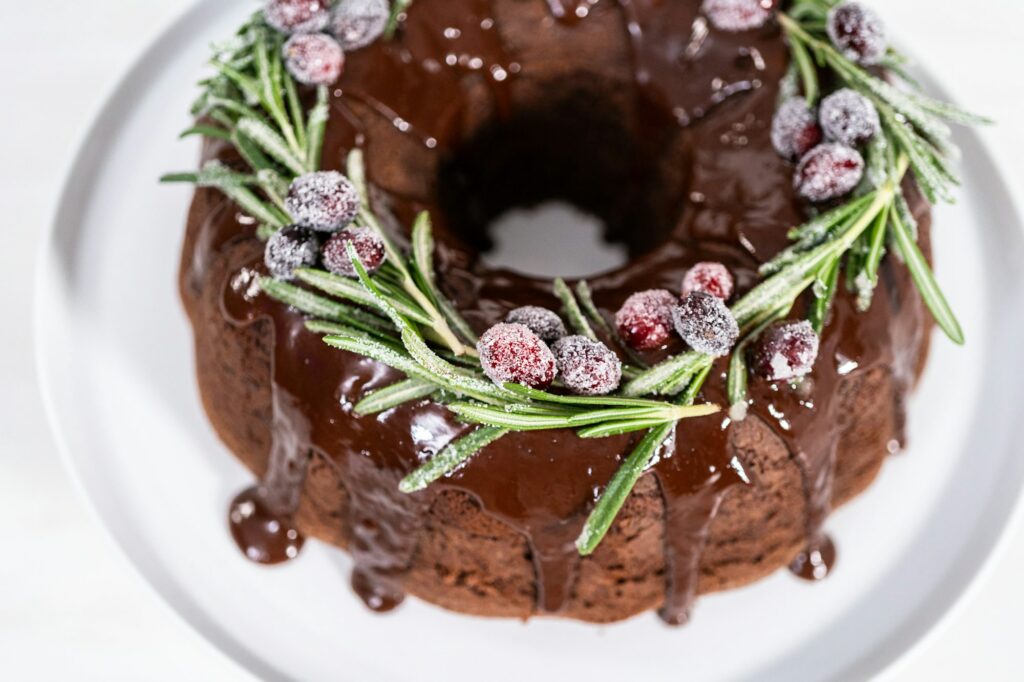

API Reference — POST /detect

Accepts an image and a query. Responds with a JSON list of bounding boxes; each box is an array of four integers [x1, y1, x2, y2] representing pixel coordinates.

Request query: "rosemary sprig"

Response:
[[355, 378, 438, 416], [554, 278, 598, 341], [160, 14, 322, 234], [399, 426, 509, 493], [577, 363, 714, 554], [776, 4, 976, 344], [384, 0, 414, 40]]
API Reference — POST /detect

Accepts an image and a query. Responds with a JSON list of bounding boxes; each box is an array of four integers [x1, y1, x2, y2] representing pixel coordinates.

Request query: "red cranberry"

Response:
[[794, 143, 864, 203], [330, 0, 389, 51], [771, 97, 823, 161], [827, 3, 887, 66], [477, 323, 557, 389], [682, 262, 734, 301], [264, 0, 331, 35], [672, 292, 739, 357], [752, 320, 820, 381], [615, 289, 678, 350], [701, 0, 776, 32], [264, 225, 320, 280], [322, 227, 386, 277], [505, 306, 567, 344], [819, 88, 880, 147], [283, 33, 345, 86], [286, 171, 360, 231], [552, 336, 623, 396]]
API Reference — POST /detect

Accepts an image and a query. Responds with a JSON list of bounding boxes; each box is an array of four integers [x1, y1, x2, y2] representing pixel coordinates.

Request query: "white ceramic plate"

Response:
[[35, 1, 1024, 680]]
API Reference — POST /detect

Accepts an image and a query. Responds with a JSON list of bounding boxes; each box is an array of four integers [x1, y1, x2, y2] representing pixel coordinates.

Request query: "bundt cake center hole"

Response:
[[436, 83, 682, 278], [485, 203, 627, 278]]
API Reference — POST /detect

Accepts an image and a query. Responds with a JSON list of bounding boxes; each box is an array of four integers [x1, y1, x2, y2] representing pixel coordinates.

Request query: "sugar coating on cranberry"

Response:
[[505, 306, 567, 344], [286, 171, 360, 231], [794, 143, 864, 202], [283, 33, 345, 85], [701, 0, 775, 32], [322, 226, 386, 277], [264, 225, 320, 280], [264, 0, 331, 35], [827, 2, 887, 66], [682, 262, 735, 301], [330, 0, 389, 51], [477, 323, 557, 389], [752, 320, 820, 381], [672, 292, 739, 357], [552, 336, 623, 396], [771, 97, 823, 161], [615, 289, 678, 350], [819, 88, 880, 146]]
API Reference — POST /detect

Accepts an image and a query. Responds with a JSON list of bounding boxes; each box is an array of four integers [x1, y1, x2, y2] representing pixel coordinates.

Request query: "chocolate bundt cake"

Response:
[[173, 0, 963, 625]]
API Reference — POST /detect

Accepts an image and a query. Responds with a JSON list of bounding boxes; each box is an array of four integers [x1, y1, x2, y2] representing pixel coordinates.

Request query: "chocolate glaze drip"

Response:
[[229, 486, 305, 564], [653, 421, 738, 624], [186, 0, 931, 622], [790, 534, 837, 582]]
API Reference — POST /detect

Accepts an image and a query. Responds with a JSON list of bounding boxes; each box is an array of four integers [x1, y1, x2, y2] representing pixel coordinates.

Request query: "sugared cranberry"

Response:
[[615, 289, 678, 351], [794, 143, 864, 202], [330, 0, 390, 51], [672, 292, 739, 357], [283, 33, 345, 85], [751, 320, 820, 381], [286, 171, 360, 231], [682, 262, 735, 301], [701, 0, 775, 32], [819, 88, 880, 146], [264, 225, 320, 280], [552, 336, 623, 396], [477, 323, 557, 389], [505, 306, 567, 344], [771, 97, 823, 161], [827, 2, 886, 66], [264, 0, 331, 35], [322, 226, 386, 277]]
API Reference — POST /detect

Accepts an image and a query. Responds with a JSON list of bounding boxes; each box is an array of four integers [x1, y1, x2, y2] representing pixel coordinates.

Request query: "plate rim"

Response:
[[32, 1, 283, 680], [32, 1, 1024, 680]]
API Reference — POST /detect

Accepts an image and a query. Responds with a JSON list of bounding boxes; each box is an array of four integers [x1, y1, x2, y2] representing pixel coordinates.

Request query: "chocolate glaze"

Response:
[[229, 486, 305, 564], [186, 0, 931, 622]]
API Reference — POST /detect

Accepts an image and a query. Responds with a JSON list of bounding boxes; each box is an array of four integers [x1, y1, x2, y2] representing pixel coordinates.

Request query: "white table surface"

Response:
[[2, 2, 1022, 680]]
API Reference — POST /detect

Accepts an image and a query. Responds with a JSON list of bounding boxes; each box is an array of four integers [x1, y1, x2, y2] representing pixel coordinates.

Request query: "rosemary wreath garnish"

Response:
[[165, 2, 985, 557]]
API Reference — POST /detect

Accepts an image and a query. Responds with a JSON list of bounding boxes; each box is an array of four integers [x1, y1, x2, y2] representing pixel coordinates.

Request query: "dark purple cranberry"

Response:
[[819, 88, 880, 146], [330, 0, 389, 51], [794, 143, 864, 202], [682, 262, 735, 301], [477, 323, 557, 389], [701, 0, 776, 32], [322, 227, 386, 277], [264, 225, 320, 280], [286, 171, 360, 231], [264, 0, 331, 35], [615, 289, 678, 351], [552, 336, 623, 396], [751, 320, 820, 381], [505, 306, 567, 344], [771, 97, 823, 161], [827, 3, 887, 66], [672, 292, 739, 357], [283, 33, 345, 86]]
